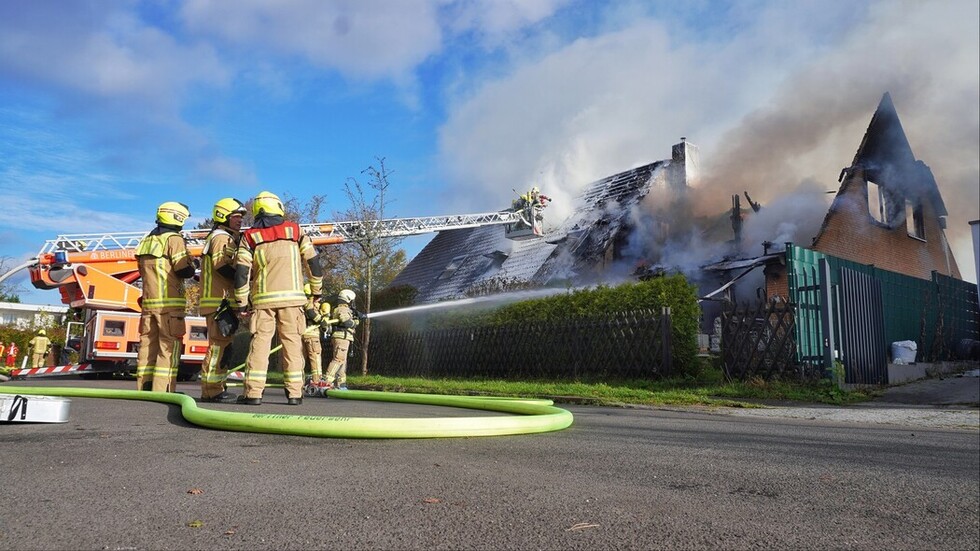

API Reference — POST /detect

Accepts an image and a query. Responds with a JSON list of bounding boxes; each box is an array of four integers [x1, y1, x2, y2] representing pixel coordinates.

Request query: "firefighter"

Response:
[[135, 201, 196, 392], [521, 187, 535, 205], [233, 191, 323, 406], [198, 197, 246, 403], [302, 284, 334, 391], [27, 329, 51, 368], [530, 186, 551, 206], [324, 289, 359, 391], [515, 186, 551, 212]]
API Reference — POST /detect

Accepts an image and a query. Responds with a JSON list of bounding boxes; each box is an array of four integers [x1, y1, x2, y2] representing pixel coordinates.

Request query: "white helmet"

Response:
[[338, 289, 356, 304]]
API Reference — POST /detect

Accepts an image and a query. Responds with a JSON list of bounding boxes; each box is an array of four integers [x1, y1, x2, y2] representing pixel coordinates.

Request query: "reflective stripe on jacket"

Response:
[[235, 222, 319, 309], [136, 231, 192, 311], [200, 228, 238, 314]]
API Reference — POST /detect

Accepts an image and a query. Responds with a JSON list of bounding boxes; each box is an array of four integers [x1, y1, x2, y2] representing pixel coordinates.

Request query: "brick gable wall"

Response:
[[811, 167, 960, 281]]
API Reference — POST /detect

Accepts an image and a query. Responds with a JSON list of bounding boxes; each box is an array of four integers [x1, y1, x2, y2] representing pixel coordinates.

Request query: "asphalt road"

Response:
[[1, 378, 978, 551]]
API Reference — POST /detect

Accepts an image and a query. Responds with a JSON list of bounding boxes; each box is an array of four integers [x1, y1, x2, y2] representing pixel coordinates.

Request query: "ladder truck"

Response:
[[1, 203, 544, 380]]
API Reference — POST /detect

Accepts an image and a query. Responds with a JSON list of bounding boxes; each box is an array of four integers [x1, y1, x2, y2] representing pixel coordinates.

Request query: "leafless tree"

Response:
[[335, 158, 405, 375]]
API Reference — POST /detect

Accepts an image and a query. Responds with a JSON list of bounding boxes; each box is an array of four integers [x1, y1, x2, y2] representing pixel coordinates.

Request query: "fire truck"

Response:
[[2, 202, 545, 380]]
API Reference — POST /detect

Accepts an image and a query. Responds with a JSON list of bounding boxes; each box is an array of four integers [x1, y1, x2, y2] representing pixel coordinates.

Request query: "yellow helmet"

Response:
[[38, 329, 46, 336], [252, 191, 284, 217], [338, 289, 356, 304], [156, 201, 190, 227], [213, 197, 246, 225]]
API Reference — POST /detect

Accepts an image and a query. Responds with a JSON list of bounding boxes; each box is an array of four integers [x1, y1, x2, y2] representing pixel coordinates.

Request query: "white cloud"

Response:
[[0, 2, 255, 186], [444, 0, 571, 43], [1, 189, 150, 235], [0, 3, 229, 109], [194, 155, 259, 186], [180, 0, 444, 80]]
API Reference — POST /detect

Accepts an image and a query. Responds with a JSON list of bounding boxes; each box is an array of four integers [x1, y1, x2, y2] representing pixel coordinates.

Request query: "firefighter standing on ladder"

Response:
[[233, 191, 323, 406], [198, 197, 246, 403], [135, 202, 196, 392], [27, 329, 51, 368]]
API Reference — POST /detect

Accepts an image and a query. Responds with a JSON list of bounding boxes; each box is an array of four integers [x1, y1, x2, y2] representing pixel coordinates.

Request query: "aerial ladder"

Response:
[[0, 202, 545, 379], [21, 208, 542, 312]]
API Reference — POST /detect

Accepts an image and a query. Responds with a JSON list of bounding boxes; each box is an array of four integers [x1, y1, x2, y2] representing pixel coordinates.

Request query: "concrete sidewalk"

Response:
[[717, 369, 980, 430], [873, 368, 979, 407]]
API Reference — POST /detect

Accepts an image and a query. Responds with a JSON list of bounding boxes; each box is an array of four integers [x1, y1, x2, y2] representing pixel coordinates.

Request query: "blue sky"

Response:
[[1, 0, 978, 306]]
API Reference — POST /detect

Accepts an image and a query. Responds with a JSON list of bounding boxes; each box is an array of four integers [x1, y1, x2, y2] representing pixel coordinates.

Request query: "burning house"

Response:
[[391, 92, 978, 382], [390, 138, 705, 301], [727, 92, 962, 302], [394, 93, 967, 305], [701, 93, 976, 382]]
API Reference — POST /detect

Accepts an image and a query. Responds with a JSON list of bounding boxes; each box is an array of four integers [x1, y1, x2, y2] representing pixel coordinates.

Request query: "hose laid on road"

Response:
[[1, 386, 573, 439]]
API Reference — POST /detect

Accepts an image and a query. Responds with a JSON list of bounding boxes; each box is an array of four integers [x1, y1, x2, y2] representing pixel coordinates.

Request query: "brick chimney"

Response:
[[669, 137, 701, 189]]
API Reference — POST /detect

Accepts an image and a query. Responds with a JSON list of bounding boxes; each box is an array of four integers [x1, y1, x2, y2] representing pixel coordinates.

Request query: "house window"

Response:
[[905, 200, 925, 240], [867, 181, 888, 225], [437, 255, 468, 280]]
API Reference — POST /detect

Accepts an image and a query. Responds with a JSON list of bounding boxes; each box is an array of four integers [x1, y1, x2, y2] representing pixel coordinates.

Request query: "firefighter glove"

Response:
[[305, 306, 320, 323], [215, 299, 240, 337]]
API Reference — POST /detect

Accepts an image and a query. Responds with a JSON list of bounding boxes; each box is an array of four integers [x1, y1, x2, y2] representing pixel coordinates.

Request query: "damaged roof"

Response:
[[390, 154, 681, 302], [701, 253, 783, 272], [849, 92, 947, 216]]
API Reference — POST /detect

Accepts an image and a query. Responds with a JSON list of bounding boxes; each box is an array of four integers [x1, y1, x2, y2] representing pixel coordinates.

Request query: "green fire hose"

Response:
[[2, 386, 574, 439]]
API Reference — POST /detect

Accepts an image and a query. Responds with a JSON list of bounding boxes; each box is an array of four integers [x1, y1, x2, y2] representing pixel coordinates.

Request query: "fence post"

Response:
[[661, 307, 672, 375], [818, 258, 837, 383]]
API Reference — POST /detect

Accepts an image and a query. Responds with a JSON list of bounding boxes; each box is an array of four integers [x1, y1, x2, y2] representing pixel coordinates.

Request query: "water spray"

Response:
[[366, 287, 573, 320]]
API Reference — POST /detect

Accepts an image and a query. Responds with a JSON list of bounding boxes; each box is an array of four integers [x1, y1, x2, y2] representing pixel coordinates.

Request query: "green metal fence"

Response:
[[786, 243, 979, 363]]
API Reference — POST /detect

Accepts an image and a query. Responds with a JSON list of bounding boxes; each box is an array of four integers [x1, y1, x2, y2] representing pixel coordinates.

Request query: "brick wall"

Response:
[[764, 261, 789, 300], [810, 168, 960, 281]]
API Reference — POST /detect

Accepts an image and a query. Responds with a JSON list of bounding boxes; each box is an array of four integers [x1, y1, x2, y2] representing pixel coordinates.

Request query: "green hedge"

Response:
[[419, 275, 701, 373], [0, 325, 67, 373]]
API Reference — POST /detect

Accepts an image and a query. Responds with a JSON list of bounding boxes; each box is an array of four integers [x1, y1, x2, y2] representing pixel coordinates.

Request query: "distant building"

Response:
[[0, 301, 69, 330]]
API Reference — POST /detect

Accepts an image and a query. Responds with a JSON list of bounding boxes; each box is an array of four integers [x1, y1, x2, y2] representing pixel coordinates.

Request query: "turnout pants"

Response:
[[303, 332, 322, 382], [200, 313, 235, 400], [325, 337, 350, 386], [30, 352, 47, 368], [136, 310, 186, 392], [244, 306, 305, 400]]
